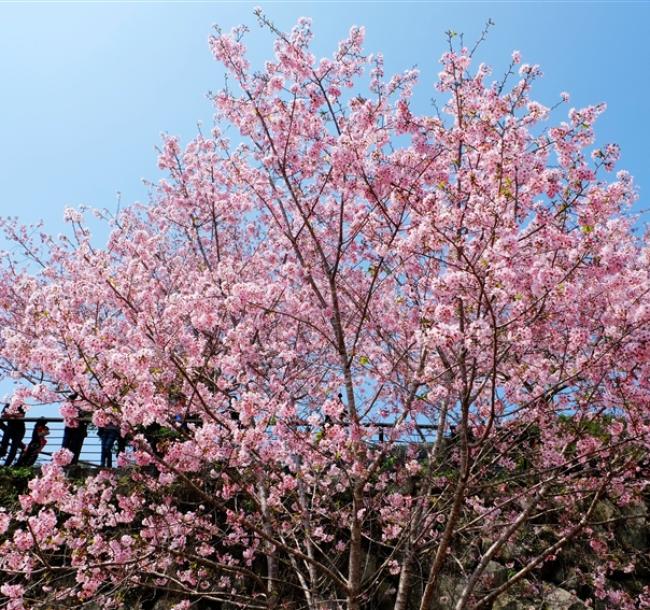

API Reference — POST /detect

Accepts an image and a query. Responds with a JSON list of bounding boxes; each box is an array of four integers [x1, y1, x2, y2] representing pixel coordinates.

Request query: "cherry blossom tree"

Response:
[[0, 12, 649, 610]]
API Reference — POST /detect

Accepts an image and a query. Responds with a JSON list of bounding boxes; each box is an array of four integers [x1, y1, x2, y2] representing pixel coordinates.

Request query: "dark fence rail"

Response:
[[0, 417, 439, 469], [0, 417, 102, 468]]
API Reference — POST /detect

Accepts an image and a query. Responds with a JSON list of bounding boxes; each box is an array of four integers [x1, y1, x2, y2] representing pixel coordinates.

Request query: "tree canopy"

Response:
[[0, 13, 648, 610]]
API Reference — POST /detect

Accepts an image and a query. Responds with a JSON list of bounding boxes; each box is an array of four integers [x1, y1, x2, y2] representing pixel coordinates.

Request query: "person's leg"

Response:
[[16, 443, 36, 467], [101, 433, 116, 468], [0, 432, 9, 458], [5, 435, 20, 467], [14, 447, 26, 467], [101, 436, 109, 467], [105, 432, 118, 468], [61, 427, 71, 450], [70, 436, 81, 464], [23, 450, 36, 467], [68, 431, 82, 464]]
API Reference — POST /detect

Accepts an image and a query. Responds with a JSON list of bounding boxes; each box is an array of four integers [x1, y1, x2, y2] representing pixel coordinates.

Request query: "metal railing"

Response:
[[0, 417, 102, 467], [0, 417, 439, 468]]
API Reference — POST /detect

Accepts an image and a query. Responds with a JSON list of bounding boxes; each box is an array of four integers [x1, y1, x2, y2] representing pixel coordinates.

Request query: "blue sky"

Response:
[[0, 1, 648, 428], [0, 1, 648, 240]]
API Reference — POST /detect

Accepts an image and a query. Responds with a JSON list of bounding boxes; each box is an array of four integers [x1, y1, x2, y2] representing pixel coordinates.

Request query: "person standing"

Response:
[[0, 405, 26, 467], [16, 419, 49, 467], [97, 422, 120, 468], [62, 419, 88, 465], [61, 393, 88, 465]]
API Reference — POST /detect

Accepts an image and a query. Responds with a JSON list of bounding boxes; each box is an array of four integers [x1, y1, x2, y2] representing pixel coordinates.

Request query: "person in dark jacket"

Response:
[[61, 393, 88, 465], [0, 405, 26, 467], [97, 423, 120, 468], [16, 419, 49, 467], [62, 419, 88, 465]]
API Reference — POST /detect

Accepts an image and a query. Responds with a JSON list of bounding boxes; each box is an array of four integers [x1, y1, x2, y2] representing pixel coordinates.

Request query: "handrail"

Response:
[[0, 416, 439, 468]]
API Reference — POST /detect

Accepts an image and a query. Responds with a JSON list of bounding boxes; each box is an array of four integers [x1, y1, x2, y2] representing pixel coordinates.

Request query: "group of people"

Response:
[[0, 404, 93, 468], [0, 402, 187, 469], [0, 407, 51, 467]]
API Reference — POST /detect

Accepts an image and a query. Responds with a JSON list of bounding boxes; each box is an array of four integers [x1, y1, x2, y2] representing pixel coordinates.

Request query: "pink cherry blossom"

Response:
[[0, 13, 648, 610]]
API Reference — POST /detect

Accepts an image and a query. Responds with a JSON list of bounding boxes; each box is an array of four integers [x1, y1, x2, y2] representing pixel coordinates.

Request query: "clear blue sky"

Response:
[[0, 0, 649, 415], [0, 1, 649, 238]]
